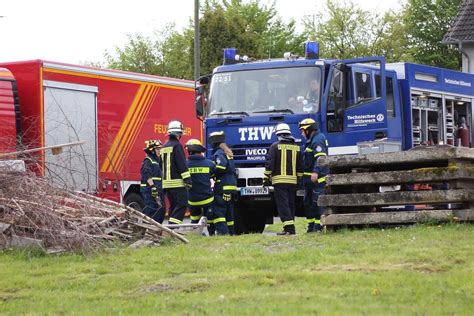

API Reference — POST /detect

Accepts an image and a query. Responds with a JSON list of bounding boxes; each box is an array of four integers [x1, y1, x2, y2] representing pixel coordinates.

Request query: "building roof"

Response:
[[442, 0, 474, 44]]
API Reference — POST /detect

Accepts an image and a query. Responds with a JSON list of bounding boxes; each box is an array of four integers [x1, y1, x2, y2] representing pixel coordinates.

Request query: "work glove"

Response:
[[262, 176, 270, 187], [222, 193, 232, 202], [151, 185, 159, 198], [184, 178, 192, 190]]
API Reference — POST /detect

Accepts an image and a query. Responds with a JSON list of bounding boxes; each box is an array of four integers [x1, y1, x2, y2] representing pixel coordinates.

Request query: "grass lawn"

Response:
[[0, 220, 473, 315]]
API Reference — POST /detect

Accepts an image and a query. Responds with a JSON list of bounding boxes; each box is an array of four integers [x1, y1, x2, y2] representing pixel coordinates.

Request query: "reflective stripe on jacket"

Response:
[[303, 130, 329, 184], [187, 154, 216, 205], [212, 147, 237, 193], [140, 154, 162, 189], [264, 140, 303, 185], [161, 137, 190, 189]]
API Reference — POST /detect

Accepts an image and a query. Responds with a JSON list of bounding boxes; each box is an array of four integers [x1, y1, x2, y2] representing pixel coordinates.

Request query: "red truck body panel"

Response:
[[0, 60, 201, 203]]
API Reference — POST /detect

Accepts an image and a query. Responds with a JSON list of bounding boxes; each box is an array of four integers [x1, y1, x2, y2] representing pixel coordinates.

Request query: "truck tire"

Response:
[[124, 192, 144, 211], [234, 205, 248, 235], [246, 215, 266, 234], [234, 203, 266, 234]]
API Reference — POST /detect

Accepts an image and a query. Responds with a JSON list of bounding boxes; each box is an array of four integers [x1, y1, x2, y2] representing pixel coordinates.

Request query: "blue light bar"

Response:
[[305, 42, 319, 59], [223, 48, 237, 65]]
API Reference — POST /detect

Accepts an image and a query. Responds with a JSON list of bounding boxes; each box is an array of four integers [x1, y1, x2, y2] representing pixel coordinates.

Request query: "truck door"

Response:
[[375, 72, 402, 142], [322, 57, 388, 155], [43, 80, 98, 192]]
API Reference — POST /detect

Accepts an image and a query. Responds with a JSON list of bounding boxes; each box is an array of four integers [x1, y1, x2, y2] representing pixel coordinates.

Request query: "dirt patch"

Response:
[[142, 284, 175, 293], [309, 262, 448, 274], [181, 282, 211, 293], [0, 288, 21, 302], [263, 241, 298, 253]]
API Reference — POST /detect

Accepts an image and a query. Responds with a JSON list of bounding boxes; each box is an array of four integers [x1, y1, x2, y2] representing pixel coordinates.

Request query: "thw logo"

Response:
[[238, 126, 275, 141]]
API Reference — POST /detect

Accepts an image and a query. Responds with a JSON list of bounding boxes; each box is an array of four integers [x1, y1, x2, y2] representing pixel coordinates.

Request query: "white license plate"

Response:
[[240, 187, 269, 196]]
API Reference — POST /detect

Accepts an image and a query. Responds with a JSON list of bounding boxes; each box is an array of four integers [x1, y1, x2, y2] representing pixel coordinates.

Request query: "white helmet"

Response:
[[275, 123, 291, 136], [167, 120, 184, 135]]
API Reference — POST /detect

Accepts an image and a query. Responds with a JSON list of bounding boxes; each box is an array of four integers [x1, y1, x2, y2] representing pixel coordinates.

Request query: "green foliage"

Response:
[[104, 1, 305, 79], [199, 0, 305, 75], [105, 33, 162, 74], [371, 11, 412, 62], [159, 26, 194, 79], [403, 0, 463, 69], [103, 0, 465, 77], [302, 0, 411, 62], [1, 223, 473, 314], [104, 23, 194, 78]]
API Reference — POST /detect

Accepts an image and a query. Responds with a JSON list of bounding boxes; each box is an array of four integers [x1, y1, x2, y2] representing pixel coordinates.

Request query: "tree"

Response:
[[105, 33, 162, 74], [403, 0, 463, 69], [104, 0, 308, 78], [371, 11, 411, 62], [158, 26, 194, 79], [199, 0, 305, 75], [302, 0, 411, 62]]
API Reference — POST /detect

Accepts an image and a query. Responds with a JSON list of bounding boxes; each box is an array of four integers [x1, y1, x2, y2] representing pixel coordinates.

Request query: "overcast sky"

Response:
[[0, 0, 403, 65]]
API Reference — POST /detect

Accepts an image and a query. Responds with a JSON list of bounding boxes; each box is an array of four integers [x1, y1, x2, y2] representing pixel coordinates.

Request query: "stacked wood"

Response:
[[0, 170, 188, 253], [317, 145, 474, 227]]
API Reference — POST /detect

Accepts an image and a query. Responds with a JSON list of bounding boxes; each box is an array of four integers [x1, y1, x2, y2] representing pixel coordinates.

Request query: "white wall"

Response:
[[462, 43, 474, 74]]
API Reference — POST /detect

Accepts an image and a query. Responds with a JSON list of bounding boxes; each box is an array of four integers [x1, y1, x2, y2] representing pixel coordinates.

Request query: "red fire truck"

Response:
[[0, 60, 201, 209]]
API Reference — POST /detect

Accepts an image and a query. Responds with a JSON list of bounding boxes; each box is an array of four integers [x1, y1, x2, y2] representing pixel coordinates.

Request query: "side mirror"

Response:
[[199, 76, 210, 85], [195, 75, 211, 118], [196, 95, 205, 117]]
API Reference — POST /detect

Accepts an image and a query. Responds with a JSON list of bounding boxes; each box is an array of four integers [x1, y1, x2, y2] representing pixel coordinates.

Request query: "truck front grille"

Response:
[[230, 143, 271, 163]]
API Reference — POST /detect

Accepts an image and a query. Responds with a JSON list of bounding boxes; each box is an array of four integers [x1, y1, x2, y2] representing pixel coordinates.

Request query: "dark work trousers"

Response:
[[304, 183, 317, 221], [226, 200, 235, 235], [213, 194, 233, 235], [189, 204, 205, 223], [312, 183, 325, 221], [274, 184, 296, 225], [304, 182, 325, 230], [140, 188, 165, 224], [190, 201, 228, 235], [166, 187, 188, 224]]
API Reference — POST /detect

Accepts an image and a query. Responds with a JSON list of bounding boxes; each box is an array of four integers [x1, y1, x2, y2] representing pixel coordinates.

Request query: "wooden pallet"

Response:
[[317, 145, 474, 227], [322, 209, 474, 227]]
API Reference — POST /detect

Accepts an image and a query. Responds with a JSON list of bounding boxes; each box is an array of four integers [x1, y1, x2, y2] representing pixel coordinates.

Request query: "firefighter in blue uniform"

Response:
[[208, 131, 237, 235], [299, 118, 329, 232], [264, 123, 303, 235], [161, 120, 192, 225], [185, 139, 228, 235], [140, 139, 165, 223]]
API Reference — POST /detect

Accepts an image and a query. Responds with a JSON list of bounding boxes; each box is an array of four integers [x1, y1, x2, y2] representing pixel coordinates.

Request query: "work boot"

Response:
[[277, 224, 295, 235], [314, 224, 323, 232], [307, 222, 315, 233], [214, 222, 229, 235], [207, 224, 216, 236]]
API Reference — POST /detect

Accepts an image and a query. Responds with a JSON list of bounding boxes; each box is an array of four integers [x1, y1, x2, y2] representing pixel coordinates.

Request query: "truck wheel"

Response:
[[234, 205, 248, 235], [247, 207, 266, 233], [234, 204, 266, 234], [124, 192, 144, 211]]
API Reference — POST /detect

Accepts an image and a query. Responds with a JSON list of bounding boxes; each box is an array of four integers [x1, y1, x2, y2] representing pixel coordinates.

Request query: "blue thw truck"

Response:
[[195, 42, 474, 233]]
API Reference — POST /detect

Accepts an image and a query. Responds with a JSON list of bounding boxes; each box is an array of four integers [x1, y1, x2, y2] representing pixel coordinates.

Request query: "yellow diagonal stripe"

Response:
[[114, 86, 160, 172], [123, 86, 159, 157], [114, 85, 154, 167], [100, 84, 147, 173]]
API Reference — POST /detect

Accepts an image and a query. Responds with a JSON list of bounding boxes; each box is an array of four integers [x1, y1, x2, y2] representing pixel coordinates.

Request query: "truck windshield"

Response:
[[207, 67, 322, 117]]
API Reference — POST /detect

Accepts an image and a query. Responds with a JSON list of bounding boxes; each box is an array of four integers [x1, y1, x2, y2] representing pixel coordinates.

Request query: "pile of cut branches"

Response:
[[0, 170, 187, 254]]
